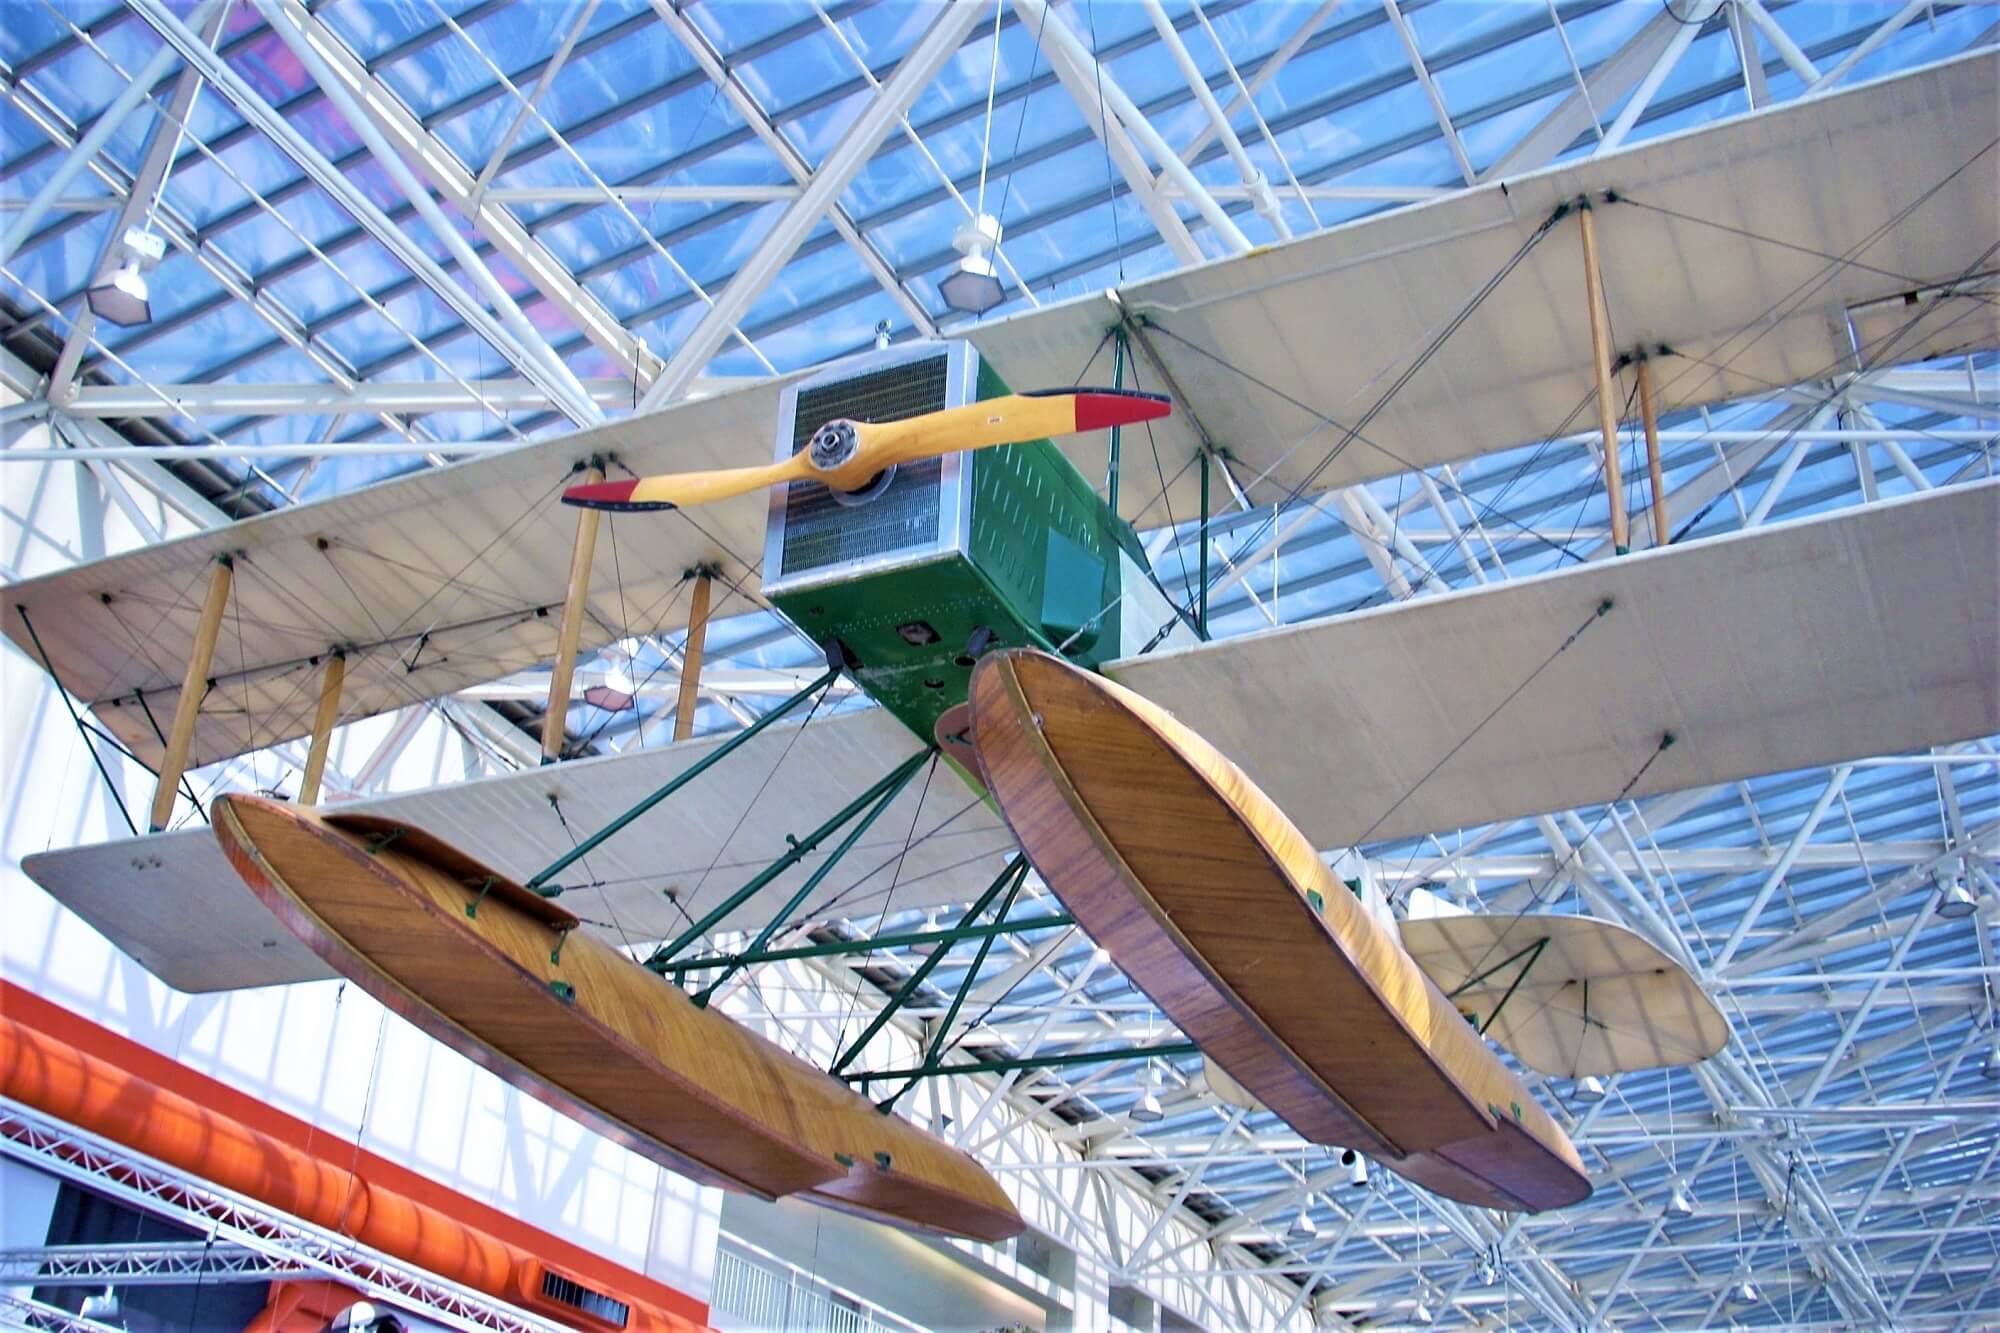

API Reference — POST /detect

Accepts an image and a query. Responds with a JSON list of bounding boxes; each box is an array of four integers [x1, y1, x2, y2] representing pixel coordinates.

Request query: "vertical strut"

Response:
[[1635, 355, 1669, 549], [1106, 327, 1127, 516], [1197, 447, 1212, 638], [543, 460, 604, 763], [1577, 201, 1629, 555], [673, 567, 714, 742], [151, 555, 233, 832], [298, 650, 346, 806]]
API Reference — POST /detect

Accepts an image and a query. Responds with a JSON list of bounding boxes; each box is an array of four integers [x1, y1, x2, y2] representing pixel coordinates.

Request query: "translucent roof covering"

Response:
[[2, 2, 1995, 1327]]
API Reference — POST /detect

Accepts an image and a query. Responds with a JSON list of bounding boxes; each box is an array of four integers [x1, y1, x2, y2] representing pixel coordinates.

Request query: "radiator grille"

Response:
[[540, 1269, 630, 1328], [778, 353, 950, 579]]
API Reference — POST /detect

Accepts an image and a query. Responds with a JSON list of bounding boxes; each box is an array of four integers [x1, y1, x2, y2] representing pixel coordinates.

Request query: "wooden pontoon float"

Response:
[[969, 649, 1592, 1212], [212, 794, 1023, 1243]]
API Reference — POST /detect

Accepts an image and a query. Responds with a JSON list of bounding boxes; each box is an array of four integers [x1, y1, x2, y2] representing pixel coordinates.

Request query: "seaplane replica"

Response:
[[7, 53, 1997, 1259]]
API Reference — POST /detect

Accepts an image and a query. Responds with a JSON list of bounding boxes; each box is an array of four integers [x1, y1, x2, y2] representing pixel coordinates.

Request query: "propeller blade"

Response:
[[563, 387, 1171, 512], [562, 456, 808, 512], [859, 389, 1171, 474]]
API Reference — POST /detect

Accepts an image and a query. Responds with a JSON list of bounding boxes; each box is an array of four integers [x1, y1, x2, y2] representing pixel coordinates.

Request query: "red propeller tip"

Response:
[[562, 479, 674, 512], [1073, 390, 1173, 432]]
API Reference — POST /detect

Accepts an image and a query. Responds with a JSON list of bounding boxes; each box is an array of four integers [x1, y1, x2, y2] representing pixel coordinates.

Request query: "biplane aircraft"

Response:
[[8, 54, 1998, 1250]]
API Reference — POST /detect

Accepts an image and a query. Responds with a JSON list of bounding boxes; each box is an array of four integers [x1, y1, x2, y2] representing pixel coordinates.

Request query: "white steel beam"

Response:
[[1017, 0, 1250, 256], [1482, 7, 1680, 181], [123, 0, 596, 425], [1005, 0, 1202, 265], [249, 0, 600, 425], [1141, 0, 1290, 236], [44, 0, 233, 408], [262, 0, 657, 390], [1597, 3, 1714, 155], [636, 0, 981, 410], [0, 0, 222, 267], [1380, 0, 1475, 185]]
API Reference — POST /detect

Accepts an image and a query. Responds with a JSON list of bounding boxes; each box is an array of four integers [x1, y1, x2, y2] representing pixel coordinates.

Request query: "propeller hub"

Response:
[[807, 419, 859, 472]]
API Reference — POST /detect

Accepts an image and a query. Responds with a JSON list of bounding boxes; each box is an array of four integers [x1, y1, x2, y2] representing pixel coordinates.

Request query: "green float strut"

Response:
[[829, 854, 1027, 1076], [654, 913, 1077, 974], [843, 1041, 1201, 1084], [875, 863, 1031, 1112], [689, 748, 933, 1006], [527, 666, 837, 893], [647, 751, 931, 969], [1106, 326, 1127, 515]]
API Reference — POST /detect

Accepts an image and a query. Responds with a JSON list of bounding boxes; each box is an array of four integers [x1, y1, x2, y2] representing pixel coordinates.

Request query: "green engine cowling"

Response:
[[761, 340, 1193, 759]]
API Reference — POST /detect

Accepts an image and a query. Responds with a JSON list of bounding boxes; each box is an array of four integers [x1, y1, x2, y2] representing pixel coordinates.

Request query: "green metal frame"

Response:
[[645, 749, 935, 971], [1445, 935, 1550, 1036], [688, 748, 933, 1006], [829, 854, 1027, 1076], [655, 913, 1075, 975], [526, 665, 837, 893], [842, 1041, 1202, 1085], [1106, 326, 1126, 516]]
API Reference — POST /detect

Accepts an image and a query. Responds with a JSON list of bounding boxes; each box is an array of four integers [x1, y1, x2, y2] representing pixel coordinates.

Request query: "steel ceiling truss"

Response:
[[1, 1, 1996, 1328]]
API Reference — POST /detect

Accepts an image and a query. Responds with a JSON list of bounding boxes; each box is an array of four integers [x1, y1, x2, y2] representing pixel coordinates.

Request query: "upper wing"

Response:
[[974, 53, 1996, 528], [21, 707, 1014, 993], [1108, 479, 2000, 850], [1401, 914, 1730, 1077], [5, 56, 1991, 774]]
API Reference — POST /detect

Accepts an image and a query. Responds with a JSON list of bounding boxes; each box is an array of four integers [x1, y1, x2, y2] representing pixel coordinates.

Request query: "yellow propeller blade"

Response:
[[562, 388, 1169, 512], [561, 455, 811, 511]]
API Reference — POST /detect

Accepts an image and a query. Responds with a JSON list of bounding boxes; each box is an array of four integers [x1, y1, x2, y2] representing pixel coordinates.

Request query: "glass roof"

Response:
[[2, 2, 1995, 1327]]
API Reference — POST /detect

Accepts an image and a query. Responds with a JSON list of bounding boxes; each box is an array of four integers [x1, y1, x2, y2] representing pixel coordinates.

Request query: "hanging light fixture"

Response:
[[1573, 1073, 1608, 1101], [87, 227, 167, 326], [1665, 1177, 1696, 1218], [1936, 874, 1978, 920], [942, 2, 1009, 316], [1410, 1290, 1436, 1325], [1732, 1276, 1762, 1305], [1982, 1027, 2000, 1081], [1130, 1066, 1164, 1123], [1287, 1203, 1318, 1243], [941, 213, 1007, 315], [79, 1287, 121, 1323]]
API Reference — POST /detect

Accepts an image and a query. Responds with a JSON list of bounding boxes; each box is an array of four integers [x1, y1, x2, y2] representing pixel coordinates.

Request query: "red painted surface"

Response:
[[0, 980, 711, 1332], [1070, 389, 1172, 432]]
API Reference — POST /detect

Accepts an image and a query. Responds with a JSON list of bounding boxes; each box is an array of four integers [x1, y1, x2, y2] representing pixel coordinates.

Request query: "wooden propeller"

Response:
[[562, 388, 1171, 512]]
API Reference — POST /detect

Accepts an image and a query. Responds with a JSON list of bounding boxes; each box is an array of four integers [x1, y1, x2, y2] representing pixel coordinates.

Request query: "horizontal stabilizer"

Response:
[[1401, 914, 1729, 1078]]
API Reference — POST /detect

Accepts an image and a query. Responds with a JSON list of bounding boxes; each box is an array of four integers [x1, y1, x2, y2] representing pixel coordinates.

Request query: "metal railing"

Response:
[[709, 1239, 929, 1333]]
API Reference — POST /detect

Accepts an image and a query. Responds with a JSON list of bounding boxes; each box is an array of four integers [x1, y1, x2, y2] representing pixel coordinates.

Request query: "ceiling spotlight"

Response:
[[1573, 1073, 1608, 1101], [1287, 1204, 1319, 1243], [86, 227, 167, 327], [79, 1287, 121, 1323], [1479, 1256, 1498, 1287], [1130, 1069, 1164, 1123], [1341, 1148, 1369, 1189], [1733, 1277, 1762, 1305], [1936, 875, 1978, 920], [1665, 1178, 1696, 1218], [940, 212, 1006, 315]]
